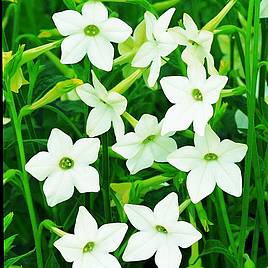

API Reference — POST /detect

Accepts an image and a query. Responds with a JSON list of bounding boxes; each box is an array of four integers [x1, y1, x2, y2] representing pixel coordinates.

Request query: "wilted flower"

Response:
[[25, 128, 100, 206], [168, 125, 248, 203]]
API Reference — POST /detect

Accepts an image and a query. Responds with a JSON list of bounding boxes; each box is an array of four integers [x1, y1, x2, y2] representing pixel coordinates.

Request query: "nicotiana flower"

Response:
[[54, 206, 128, 268], [52, 1, 132, 71], [25, 128, 100, 206], [160, 64, 228, 136], [168, 125, 248, 203], [76, 71, 127, 140], [131, 8, 178, 87], [123, 192, 202, 268], [112, 114, 177, 174], [169, 13, 217, 74]]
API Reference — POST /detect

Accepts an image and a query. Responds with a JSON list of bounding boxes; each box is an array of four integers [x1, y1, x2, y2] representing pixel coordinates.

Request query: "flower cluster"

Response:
[[24, 1, 248, 268]]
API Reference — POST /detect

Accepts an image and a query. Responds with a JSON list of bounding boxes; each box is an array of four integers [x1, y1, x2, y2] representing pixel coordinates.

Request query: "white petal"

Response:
[[76, 83, 102, 107], [183, 13, 198, 37], [148, 56, 161, 87], [187, 64, 207, 87], [218, 139, 247, 163], [81, 1, 108, 24], [72, 138, 100, 165], [131, 41, 158, 68], [192, 103, 213, 136], [112, 113, 125, 141], [123, 231, 160, 261], [87, 37, 114, 71], [203, 75, 228, 104], [47, 128, 73, 156], [106, 92, 127, 115], [60, 34, 88, 64], [126, 145, 154, 174], [112, 132, 142, 159], [155, 238, 182, 268], [91, 71, 109, 100], [160, 76, 191, 104], [100, 18, 132, 43], [186, 163, 216, 203], [260, 0, 268, 18], [199, 30, 213, 51], [161, 103, 194, 135], [74, 206, 98, 242], [96, 223, 128, 252], [214, 162, 242, 197], [194, 125, 220, 154], [144, 11, 157, 41], [86, 105, 112, 137], [124, 204, 155, 231], [72, 166, 100, 193], [154, 192, 179, 225], [54, 234, 83, 262], [52, 10, 83, 36], [205, 52, 218, 75], [157, 40, 177, 56], [167, 146, 202, 172], [25, 152, 57, 181], [43, 171, 74, 206], [154, 8, 175, 36], [181, 46, 205, 66], [135, 114, 159, 140], [168, 26, 189, 46], [169, 221, 202, 248]]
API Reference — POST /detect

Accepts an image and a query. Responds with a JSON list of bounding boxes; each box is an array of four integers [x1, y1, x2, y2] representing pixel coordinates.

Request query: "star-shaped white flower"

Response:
[[122, 192, 202, 268], [52, 1, 132, 71], [160, 64, 228, 136], [54, 206, 128, 268], [170, 13, 217, 74], [112, 114, 177, 174], [25, 129, 100, 207], [76, 71, 127, 140], [168, 125, 248, 203], [131, 8, 178, 87]]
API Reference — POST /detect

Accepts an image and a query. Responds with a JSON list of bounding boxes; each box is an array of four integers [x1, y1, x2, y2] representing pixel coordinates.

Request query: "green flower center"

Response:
[[143, 135, 156, 144], [59, 157, 74, 170], [192, 88, 203, 101], [84, 25, 100, 36], [204, 153, 218, 161], [189, 39, 199, 46], [83, 241, 95, 253], [155, 225, 168, 233]]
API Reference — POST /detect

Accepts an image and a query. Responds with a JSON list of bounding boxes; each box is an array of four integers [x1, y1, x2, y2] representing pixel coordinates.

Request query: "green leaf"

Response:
[[4, 249, 35, 268], [63, 0, 76, 10], [4, 212, 14, 232], [244, 254, 255, 268], [44, 251, 60, 268], [4, 235, 17, 256]]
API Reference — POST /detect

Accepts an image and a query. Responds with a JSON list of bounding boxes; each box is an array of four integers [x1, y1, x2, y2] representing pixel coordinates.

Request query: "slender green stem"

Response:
[[101, 133, 111, 223], [216, 188, 237, 257]]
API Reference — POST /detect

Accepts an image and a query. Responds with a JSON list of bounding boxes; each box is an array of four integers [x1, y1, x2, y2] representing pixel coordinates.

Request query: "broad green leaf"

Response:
[[4, 212, 14, 232], [4, 249, 35, 268], [4, 235, 17, 255]]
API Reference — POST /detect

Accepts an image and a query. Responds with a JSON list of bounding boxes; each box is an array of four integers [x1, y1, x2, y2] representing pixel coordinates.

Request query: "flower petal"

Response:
[[214, 162, 242, 197], [124, 204, 155, 231], [91, 71, 109, 100], [155, 237, 182, 268], [148, 56, 161, 87], [169, 221, 202, 248], [160, 76, 191, 104], [106, 92, 127, 115], [199, 30, 213, 51], [135, 114, 159, 139], [100, 18, 132, 43], [72, 166, 100, 193], [72, 138, 100, 165], [86, 105, 112, 137], [123, 231, 160, 261], [60, 34, 88, 64], [154, 192, 179, 225], [25, 152, 57, 181], [81, 1, 108, 24], [112, 113, 125, 141], [144, 11, 157, 41], [43, 171, 74, 206], [74, 206, 98, 242], [187, 64, 207, 88], [52, 10, 83, 36], [167, 146, 202, 172], [168, 26, 189, 46], [96, 223, 128, 252], [87, 37, 114, 71], [154, 8, 175, 36], [54, 234, 83, 262], [187, 163, 216, 203], [76, 83, 102, 107], [183, 13, 198, 37], [218, 139, 247, 163]]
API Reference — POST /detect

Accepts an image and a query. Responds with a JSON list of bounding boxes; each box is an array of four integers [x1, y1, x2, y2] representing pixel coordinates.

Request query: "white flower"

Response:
[[122, 192, 202, 268], [112, 114, 177, 174], [54, 206, 128, 268], [131, 8, 178, 87], [160, 64, 228, 136], [52, 1, 132, 71], [168, 125, 248, 204], [25, 129, 100, 207], [260, 0, 268, 18], [76, 71, 127, 140], [170, 13, 217, 74]]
